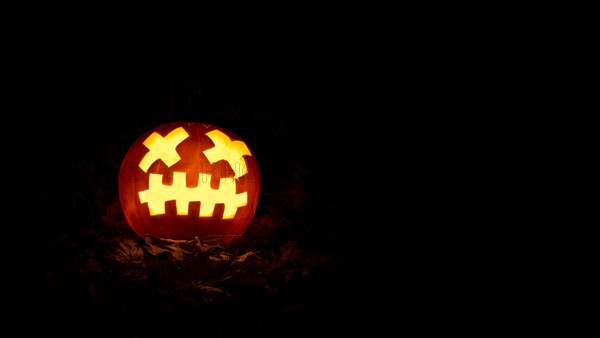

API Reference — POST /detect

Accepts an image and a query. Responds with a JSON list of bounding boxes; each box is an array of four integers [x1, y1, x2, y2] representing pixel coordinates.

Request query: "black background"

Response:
[[2, 10, 521, 335], [12, 67, 409, 336]]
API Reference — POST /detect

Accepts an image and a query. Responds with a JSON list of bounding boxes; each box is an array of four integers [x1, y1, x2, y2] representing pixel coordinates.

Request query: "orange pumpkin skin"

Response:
[[118, 122, 260, 243]]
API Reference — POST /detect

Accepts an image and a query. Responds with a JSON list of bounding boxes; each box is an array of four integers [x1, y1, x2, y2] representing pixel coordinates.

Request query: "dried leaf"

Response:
[[209, 255, 225, 262], [234, 251, 256, 264], [144, 243, 171, 256], [112, 239, 144, 264], [170, 249, 186, 261], [144, 235, 199, 261], [198, 235, 227, 252], [194, 285, 224, 293]]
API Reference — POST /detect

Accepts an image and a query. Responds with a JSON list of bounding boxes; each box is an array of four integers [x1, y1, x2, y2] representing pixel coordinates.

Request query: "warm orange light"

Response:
[[118, 122, 260, 242], [203, 129, 251, 178], [139, 172, 247, 218], [139, 127, 189, 172]]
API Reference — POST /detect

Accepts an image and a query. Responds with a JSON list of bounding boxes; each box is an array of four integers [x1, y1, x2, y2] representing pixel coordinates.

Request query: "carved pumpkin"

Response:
[[118, 122, 260, 243]]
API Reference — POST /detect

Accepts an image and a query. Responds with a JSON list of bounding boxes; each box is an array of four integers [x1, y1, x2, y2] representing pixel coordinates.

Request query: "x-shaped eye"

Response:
[[139, 127, 190, 172], [203, 129, 251, 179]]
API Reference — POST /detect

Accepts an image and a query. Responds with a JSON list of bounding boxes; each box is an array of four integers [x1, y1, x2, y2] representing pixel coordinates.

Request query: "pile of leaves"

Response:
[[36, 193, 342, 337]]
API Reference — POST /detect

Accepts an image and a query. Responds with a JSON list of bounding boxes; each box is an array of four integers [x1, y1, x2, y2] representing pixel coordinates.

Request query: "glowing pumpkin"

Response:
[[118, 122, 260, 243]]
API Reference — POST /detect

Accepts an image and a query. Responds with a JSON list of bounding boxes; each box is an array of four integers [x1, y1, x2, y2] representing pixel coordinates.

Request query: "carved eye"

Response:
[[119, 122, 260, 243]]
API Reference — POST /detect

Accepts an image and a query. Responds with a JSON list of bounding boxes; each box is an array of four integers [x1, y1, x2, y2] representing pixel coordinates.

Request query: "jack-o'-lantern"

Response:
[[118, 121, 260, 243]]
